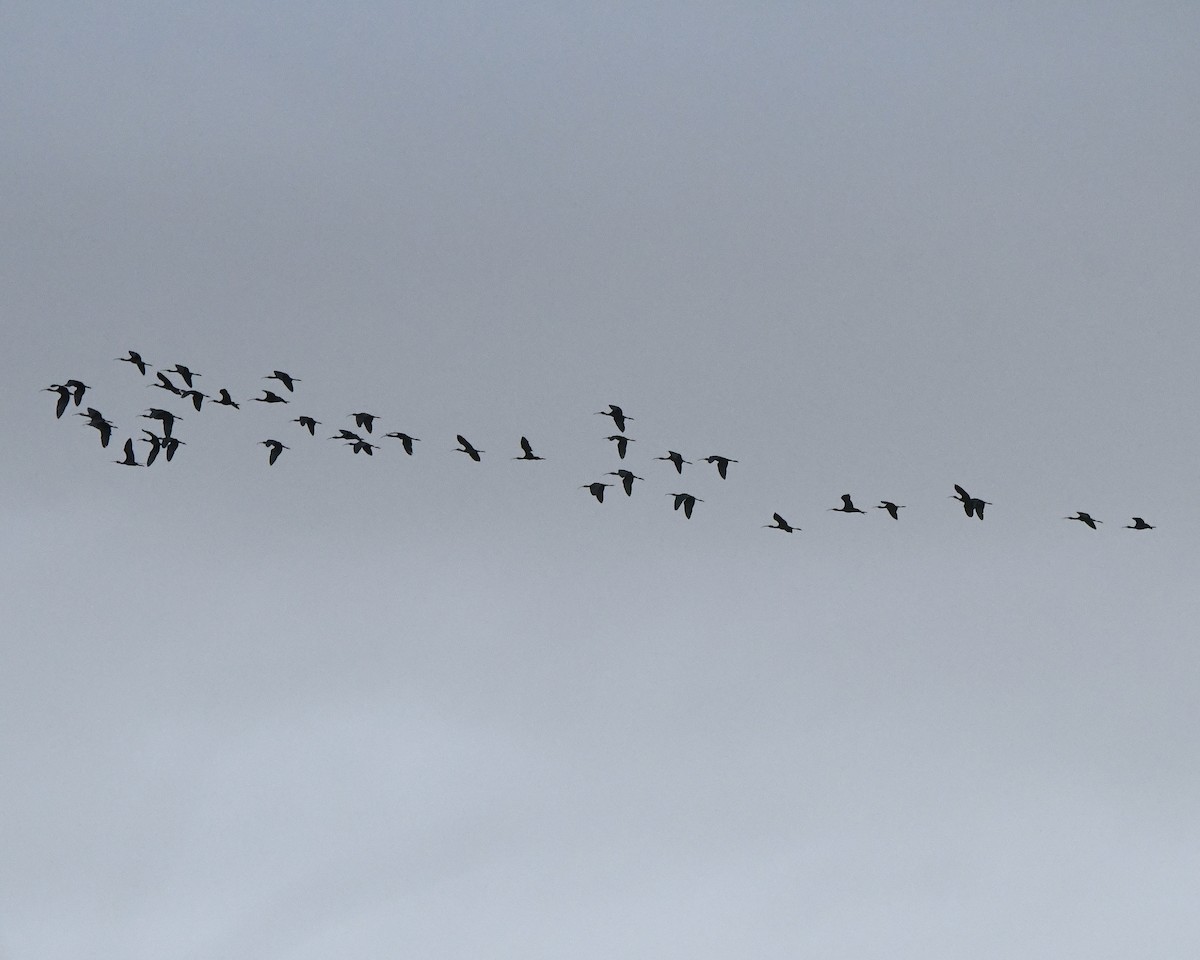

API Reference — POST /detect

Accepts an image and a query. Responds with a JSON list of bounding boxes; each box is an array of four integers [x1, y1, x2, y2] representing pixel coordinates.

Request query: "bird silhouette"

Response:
[[384, 432, 419, 455], [167, 364, 199, 387], [606, 469, 643, 496], [1067, 511, 1101, 530], [1126, 517, 1155, 530], [140, 431, 163, 466], [951, 484, 991, 519], [351, 412, 377, 433], [65, 380, 89, 406], [514, 436, 544, 460], [265, 370, 300, 392], [117, 350, 148, 375], [656, 450, 691, 474], [213, 389, 240, 409], [606, 435, 633, 459], [44, 384, 71, 419], [180, 389, 207, 412], [162, 436, 185, 461], [114, 438, 140, 466], [261, 439, 288, 465], [596, 405, 632, 432], [329, 429, 365, 442], [830, 494, 866, 514], [582, 481, 612, 503], [346, 440, 378, 455], [151, 371, 184, 396], [456, 435, 483, 461], [253, 390, 289, 404], [142, 408, 178, 438], [764, 513, 799, 532], [293, 416, 320, 435], [877, 501, 905, 519], [703, 455, 737, 479], [667, 493, 702, 518], [78, 408, 115, 447]]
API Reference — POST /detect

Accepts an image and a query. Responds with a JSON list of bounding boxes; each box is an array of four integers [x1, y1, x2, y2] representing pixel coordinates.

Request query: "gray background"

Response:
[[4, 2, 1199, 957]]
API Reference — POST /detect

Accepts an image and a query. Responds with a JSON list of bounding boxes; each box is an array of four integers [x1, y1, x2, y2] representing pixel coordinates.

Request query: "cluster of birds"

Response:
[[45, 351, 1158, 534]]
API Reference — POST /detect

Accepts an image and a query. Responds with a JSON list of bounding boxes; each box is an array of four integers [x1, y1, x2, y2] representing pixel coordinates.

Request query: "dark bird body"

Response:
[[346, 440, 378, 455], [514, 436, 544, 460], [607, 469, 643, 496], [952, 484, 991, 519], [830, 494, 866, 514], [764, 513, 799, 532], [180, 389, 207, 411], [596, 405, 632, 432], [213, 389, 240, 409], [385, 432, 419, 455], [582, 482, 612, 503], [45, 384, 71, 419], [253, 391, 289, 404], [78, 408, 115, 447], [1067, 511, 1101, 530], [152, 371, 183, 396], [261, 439, 288, 465], [878, 501, 905, 519], [703, 455, 737, 479], [456, 435, 483, 461], [266, 370, 300, 392], [167, 364, 199, 387], [143, 408, 178, 438], [114, 438, 140, 466], [117, 350, 148, 375], [294, 416, 320, 435], [656, 450, 691, 474], [606, 435, 633, 459], [65, 380, 89, 406], [140, 431, 163, 466], [1126, 517, 1155, 530], [351, 412, 377, 433], [667, 493, 702, 518]]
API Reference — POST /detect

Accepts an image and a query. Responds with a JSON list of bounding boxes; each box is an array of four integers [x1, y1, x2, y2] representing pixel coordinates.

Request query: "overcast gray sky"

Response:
[[4, 2, 1200, 957]]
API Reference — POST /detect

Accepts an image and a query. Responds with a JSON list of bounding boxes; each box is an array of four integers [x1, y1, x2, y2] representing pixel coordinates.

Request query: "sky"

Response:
[[4, 2, 1200, 957]]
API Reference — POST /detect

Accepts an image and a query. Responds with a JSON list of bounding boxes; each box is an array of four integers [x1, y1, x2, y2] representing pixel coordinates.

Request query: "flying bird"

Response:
[[830, 494, 866, 514], [596, 405, 632, 432], [293, 416, 320, 435], [117, 350, 148, 375], [656, 450, 691, 474], [180, 389, 207, 412], [1126, 517, 1155, 530], [166, 364, 199, 387], [1066, 511, 1102, 530], [265, 370, 300, 392], [456, 435, 483, 461], [351, 412, 377, 433], [142, 408, 178, 438], [667, 493, 702, 518], [261, 439, 288, 465], [65, 380, 89, 406], [703, 455, 737, 479], [329, 429, 365, 442], [582, 482, 612, 503], [951, 484, 991, 520], [513, 436, 544, 461], [877, 500, 905, 519], [606, 435, 633, 459], [213, 389, 240, 409], [606, 469, 643, 496], [162, 436, 185, 461], [253, 390, 289, 404], [151, 371, 183, 395], [44, 384, 71, 419], [345, 440, 378, 455], [764, 513, 799, 533], [140, 431, 163, 467], [114, 438, 140, 466], [78, 408, 115, 447], [384, 432, 419, 455]]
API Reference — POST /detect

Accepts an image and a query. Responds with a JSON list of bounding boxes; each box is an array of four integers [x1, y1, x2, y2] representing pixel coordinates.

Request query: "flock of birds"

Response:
[[44, 350, 1158, 534]]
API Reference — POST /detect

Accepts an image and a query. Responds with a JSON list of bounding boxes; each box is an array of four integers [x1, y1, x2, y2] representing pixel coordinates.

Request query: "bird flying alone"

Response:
[[582, 481, 611, 503], [1126, 517, 1155, 530], [878, 501, 905, 519], [261, 439, 288, 465], [595, 405, 632, 432], [703, 455, 737, 479], [764, 513, 799, 532], [667, 493, 702, 518], [1066, 511, 1102, 529], [384, 432, 419, 455], [514, 436, 544, 460], [656, 450, 691, 474], [456, 435, 483, 461]]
